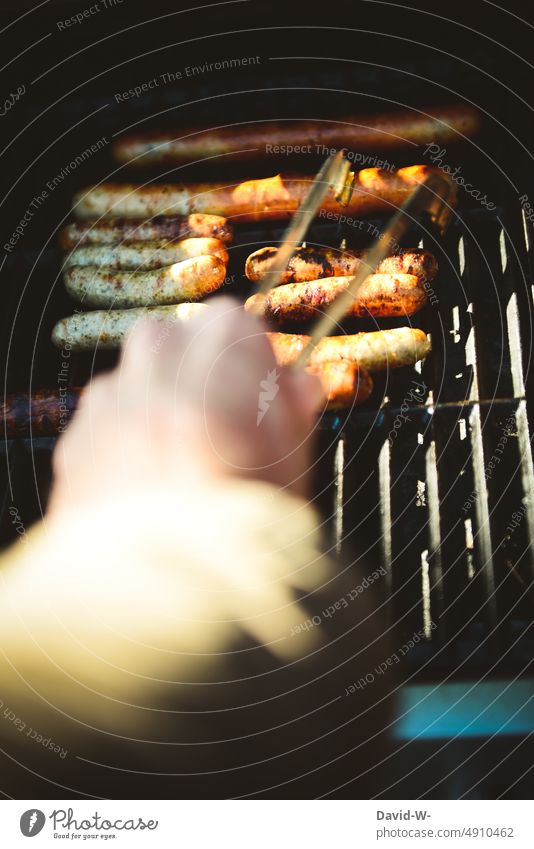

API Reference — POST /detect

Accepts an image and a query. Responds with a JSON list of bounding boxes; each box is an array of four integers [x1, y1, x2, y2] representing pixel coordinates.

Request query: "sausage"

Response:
[[64, 255, 227, 308], [72, 166, 456, 222], [51, 303, 210, 350], [112, 105, 481, 166], [1, 362, 371, 436], [59, 213, 233, 248], [268, 327, 430, 371], [1, 387, 82, 437], [245, 274, 427, 322], [245, 246, 438, 285], [306, 361, 373, 409], [64, 238, 228, 270]]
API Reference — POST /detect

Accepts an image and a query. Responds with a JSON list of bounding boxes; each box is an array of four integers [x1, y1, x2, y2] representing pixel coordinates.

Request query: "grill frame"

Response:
[[2, 1, 534, 800], [1, 3, 534, 686]]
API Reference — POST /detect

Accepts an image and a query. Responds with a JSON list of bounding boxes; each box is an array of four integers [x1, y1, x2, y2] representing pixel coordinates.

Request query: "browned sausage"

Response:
[[112, 105, 481, 166], [268, 327, 430, 371], [0, 363, 370, 437], [245, 274, 427, 322], [245, 246, 438, 285], [306, 361, 373, 409], [72, 167, 456, 222], [1, 387, 82, 437], [249, 274, 427, 324], [64, 238, 228, 270], [64, 255, 227, 308], [59, 213, 233, 248]]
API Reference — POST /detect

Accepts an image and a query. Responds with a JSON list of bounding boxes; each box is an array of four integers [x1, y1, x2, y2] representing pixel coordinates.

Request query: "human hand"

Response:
[[48, 297, 324, 517]]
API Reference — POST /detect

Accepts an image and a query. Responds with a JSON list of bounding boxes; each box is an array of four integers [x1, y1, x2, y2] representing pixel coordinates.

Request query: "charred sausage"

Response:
[[72, 167, 456, 222], [59, 213, 233, 248], [1, 361, 372, 437], [112, 105, 481, 166], [245, 246, 438, 285], [306, 361, 373, 409], [245, 274, 427, 322], [1, 388, 82, 437]]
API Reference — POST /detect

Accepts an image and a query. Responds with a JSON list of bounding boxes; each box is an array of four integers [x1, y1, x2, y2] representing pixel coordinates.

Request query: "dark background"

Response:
[[1, 0, 533, 241], [1, 0, 534, 799], [1, 0, 533, 392]]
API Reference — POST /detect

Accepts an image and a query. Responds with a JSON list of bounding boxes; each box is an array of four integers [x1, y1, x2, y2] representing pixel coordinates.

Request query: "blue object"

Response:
[[394, 679, 534, 740]]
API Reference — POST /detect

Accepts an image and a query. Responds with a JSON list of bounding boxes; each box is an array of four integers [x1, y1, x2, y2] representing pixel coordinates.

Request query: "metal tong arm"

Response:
[[258, 149, 353, 295], [295, 171, 455, 367]]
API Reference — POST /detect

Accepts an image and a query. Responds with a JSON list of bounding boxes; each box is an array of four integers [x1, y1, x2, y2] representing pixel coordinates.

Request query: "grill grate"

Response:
[[1, 56, 533, 680], [310, 205, 534, 674], [2, 203, 534, 677]]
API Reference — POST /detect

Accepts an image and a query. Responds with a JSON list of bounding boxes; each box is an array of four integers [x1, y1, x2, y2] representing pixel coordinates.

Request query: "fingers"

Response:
[[117, 296, 323, 478], [281, 366, 326, 425], [50, 295, 324, 512], [119, 296, 277, 414]]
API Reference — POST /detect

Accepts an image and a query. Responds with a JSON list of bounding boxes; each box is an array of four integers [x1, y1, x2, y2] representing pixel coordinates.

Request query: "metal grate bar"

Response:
[[387, 410, 430, 643], [462, 214, 515, 402], [424, 219, 475, 404]]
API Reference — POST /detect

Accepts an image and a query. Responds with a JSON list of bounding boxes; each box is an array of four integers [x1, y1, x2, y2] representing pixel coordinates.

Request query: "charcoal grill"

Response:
[[1, 0, 533, 799]]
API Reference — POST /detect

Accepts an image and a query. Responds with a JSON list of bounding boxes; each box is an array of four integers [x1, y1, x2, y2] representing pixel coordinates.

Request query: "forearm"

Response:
[[0, 477, 393, 798]]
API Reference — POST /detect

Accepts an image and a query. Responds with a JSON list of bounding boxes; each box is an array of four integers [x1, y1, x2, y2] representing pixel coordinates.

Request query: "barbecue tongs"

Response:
[[258, 149, 456, 367]]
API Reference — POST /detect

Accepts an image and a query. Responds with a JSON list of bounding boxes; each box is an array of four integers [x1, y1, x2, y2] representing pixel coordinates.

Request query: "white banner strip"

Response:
[[0, 800, 532, 847]]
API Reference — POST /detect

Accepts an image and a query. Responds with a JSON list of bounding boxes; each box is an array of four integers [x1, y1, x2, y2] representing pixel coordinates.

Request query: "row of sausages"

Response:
[[2, 105, 481, 436], [111, 104, 480, 166], [71, 166, 455, 222], [59, 239, 436, 318], [7, 325, 430, 436], [244, 246, 437, 321], [42, 102, 473, 425], [51, 237, 435, 418], [53, 164, 448, 338]]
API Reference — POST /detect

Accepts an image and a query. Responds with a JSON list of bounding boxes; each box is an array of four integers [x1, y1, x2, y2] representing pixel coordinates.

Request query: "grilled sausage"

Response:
[[1, 387, 82, 437], [1, 362, 371, 436], [51, 303, 210, 350], [112, 105, 481, 166], [245, 246, 438, 285], [246, 274, 427, 322], [268, 327, 430, 371], [73, 167, 456, 222], [53, 312, 429, 364], [64, 255, 227, 308], [59, 213, 233, 248], [64, 238, 228, 270], [306, 361, 373, 409]]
